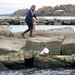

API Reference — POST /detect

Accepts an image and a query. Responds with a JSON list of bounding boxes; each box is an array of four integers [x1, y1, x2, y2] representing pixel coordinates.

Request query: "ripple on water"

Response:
[[0, 68, 75, 75]]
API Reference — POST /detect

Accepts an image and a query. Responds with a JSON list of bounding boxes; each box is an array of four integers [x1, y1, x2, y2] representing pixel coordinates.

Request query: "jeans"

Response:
[[23, 22, 33, 36]]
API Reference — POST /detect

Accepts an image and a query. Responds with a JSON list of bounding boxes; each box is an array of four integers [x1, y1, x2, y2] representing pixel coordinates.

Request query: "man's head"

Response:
[[30, 5, 36, 11]]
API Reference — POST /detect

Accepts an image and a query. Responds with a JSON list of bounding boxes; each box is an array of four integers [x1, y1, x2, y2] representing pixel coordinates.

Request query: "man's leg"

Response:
[[30, 23, 35, 37], [21, 23, 30, 38]]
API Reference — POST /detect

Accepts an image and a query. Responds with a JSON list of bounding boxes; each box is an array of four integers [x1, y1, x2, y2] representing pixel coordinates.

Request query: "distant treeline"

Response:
[[12, 4, 75, 16]]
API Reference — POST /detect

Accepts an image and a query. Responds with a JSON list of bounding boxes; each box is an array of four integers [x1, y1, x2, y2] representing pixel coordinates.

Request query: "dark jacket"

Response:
[[25, 10, 36, 23]]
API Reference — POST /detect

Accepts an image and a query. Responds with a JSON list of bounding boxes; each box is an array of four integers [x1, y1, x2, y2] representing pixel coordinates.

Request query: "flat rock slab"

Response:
[[0, 36, 26, 52], [25, 36, 62, 55], [34, 27, 74, 38]]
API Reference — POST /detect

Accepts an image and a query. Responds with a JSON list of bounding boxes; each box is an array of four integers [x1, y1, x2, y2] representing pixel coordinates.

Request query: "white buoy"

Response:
[[40, 48, 49, 55]]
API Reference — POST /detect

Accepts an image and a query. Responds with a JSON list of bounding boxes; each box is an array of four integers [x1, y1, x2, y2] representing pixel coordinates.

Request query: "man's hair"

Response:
[[30, 5, 36, 9]]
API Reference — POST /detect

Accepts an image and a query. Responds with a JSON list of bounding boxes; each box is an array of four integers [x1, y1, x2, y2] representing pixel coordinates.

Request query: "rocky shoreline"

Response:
[[0, 27, 75, 70], [0, 18, 75, 25]]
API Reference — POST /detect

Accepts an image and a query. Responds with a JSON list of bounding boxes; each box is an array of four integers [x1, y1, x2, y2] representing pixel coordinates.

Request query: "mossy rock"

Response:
[[33, 55, 72, 68], [2, 61, 25, 70]]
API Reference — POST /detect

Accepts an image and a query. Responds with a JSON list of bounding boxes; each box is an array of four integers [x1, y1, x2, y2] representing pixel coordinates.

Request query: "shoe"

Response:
[[21, 33, 25, 38], [30, 35, 35, 37]]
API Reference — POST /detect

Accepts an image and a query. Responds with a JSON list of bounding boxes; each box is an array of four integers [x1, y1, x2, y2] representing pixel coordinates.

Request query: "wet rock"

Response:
[[2, 61, 25, 70], [0, 62, 8, 70], [7, 19, 20, 25], [33, 55, 72, 68]]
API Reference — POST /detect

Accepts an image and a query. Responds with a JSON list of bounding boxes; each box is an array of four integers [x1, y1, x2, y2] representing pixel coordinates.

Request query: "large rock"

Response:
[[25, 27, 75, 55], [0, 27, 75, 55], [25, 36, 62, 55], [62, 33, 75, 55], [0, 30, 12, 37], [0, 36, 26, 54]]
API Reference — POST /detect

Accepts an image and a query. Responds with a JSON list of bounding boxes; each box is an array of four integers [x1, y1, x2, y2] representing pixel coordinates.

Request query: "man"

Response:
[[21, 5, 37, 38]]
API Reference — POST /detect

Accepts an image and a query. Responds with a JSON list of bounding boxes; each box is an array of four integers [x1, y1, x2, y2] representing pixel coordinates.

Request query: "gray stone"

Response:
[[62, 33, 75, 55], [0, 36, 25, 54], [25, 27, 75, 55], [25, 36, 62, 55]]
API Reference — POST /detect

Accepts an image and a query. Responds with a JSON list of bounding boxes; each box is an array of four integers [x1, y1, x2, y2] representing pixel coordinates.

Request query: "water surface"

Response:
[[10, 25, 75, 32], [0, 68, 75, 75]]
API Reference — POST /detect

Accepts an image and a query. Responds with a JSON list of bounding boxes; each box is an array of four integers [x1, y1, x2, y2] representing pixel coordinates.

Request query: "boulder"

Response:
[[0, 36, 26, 54], [25, 36, 62, 55], [0, 30, 12, 37], [25, 27, 75, 55], [62, 33, 75, 55]]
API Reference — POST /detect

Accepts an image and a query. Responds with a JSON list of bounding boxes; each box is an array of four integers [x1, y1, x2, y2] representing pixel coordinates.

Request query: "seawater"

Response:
[[10, 25, 75, 32], [1, 16, 75, 20], [0, 68, 75, 75]]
